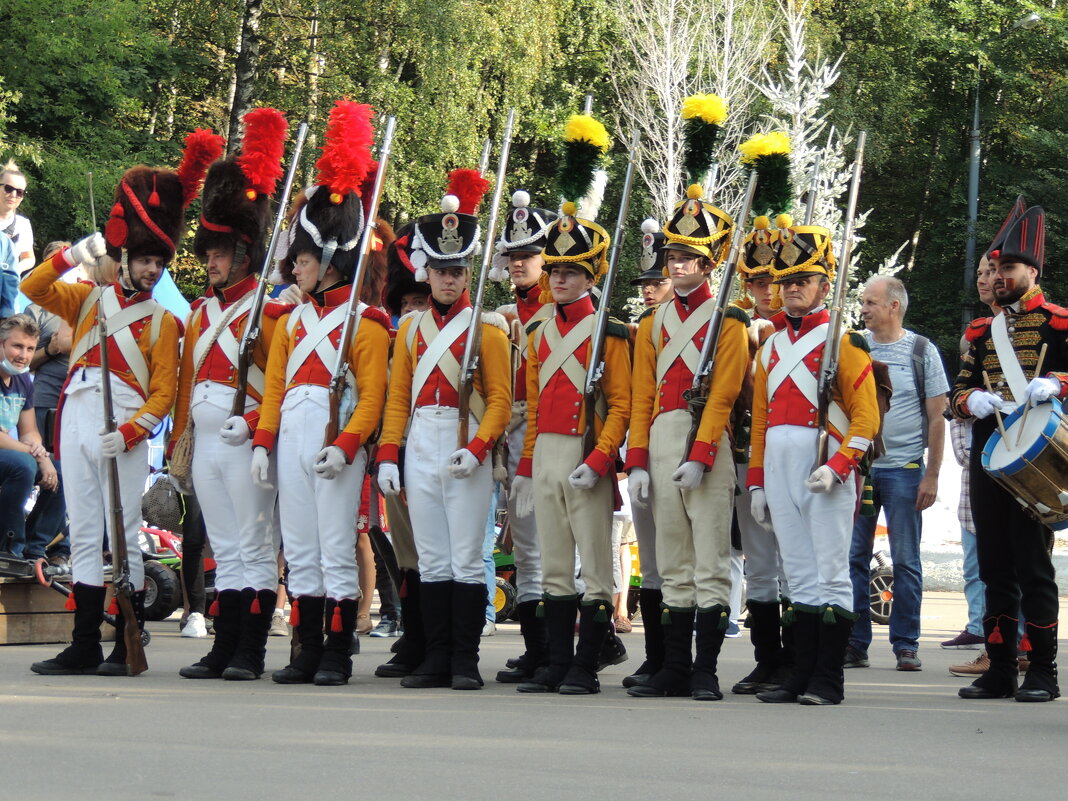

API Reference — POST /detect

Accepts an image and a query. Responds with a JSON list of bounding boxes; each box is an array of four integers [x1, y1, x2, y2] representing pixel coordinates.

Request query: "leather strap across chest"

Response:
[[990, 311, 1028, 404]]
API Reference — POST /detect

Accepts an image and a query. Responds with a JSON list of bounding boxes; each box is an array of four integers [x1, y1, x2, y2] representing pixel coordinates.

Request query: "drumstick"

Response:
[[982, 371, 1008, 440], [1015, 343, 1049, 448]]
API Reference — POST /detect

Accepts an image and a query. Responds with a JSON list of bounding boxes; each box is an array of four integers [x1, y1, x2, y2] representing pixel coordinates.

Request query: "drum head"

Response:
[[983, 399, 1064, 475]]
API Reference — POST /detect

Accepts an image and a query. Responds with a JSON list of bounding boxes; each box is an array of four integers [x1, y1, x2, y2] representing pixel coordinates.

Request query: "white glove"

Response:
[[69, 232, 106, 268], [377, 462, 401, 496], [278, 284, 303, 305], [671, 460, 705, 491], [448, 448, 479, 479], [750, 488, 773, 531], [219, 416, 251, 446], [628, 468, 650, 508], [966, 390, 1004, 420], [100, 431, 125, 458], [1024, 376, 1060, 407], [165, 471, 193, 496], [313, 445, 347, 480], [510, 475, 535, 518], [568, 464, 599, 490], [249, 446, 273, 490], [805, 465, 838, 494]]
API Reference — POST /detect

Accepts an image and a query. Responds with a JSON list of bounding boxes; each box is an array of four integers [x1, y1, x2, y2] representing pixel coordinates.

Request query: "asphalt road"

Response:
[[1, 592, 1064, 801]]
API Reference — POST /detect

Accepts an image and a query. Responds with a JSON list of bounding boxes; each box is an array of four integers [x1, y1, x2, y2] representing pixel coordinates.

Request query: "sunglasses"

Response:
[[2, 184, 26, 198]]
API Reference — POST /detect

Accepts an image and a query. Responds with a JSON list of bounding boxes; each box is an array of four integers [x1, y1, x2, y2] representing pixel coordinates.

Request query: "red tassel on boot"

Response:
[[107, 596, 119, 616], [330, 602, 343, 633], [289, 598, 300, 627], [208, 598, 220, 617], [250, 596, 262, 614], [1019, 632, 1032, 652], [64, 593, 77, 611], [988, 623, 1004, 645]]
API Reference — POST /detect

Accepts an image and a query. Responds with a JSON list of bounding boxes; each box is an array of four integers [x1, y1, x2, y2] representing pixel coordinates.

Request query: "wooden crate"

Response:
[[0, 577, 115, 645]]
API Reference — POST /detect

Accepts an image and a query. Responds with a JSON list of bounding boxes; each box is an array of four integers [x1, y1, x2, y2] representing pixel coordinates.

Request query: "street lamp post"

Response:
[[960, 12, 1042, 330]]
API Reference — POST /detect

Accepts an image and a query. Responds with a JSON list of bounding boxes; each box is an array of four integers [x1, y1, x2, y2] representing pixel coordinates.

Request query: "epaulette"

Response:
[[189, 296, 207, 312], [965, 316, 991, 341], [606, 317, 629, 340], [725, 305, 750, 325], [525, 317, 545, 336], [496, 303, 518, 318], [361, 306, 391, 329], [480, 310, 509, 334], [264, 300, 296, 320], [637, 306, 656, 322], [1046, 305, 1068, 331], [846, 330, 870, 352]]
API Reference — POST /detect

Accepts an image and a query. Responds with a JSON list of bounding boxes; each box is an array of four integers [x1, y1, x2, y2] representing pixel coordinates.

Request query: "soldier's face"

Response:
[[128, 255, 165, 292], [976, 256, 997, 308], [549, 265, 594, 304], [747, 275, 775, 316], [992, 258, 1038, 304], [292, 252, 322, 293], [665, 249, 711, 293], [508, 251, 544, 290], [206, 246, 247, 288], [400, 291, 429, 316], [779, 274, 829, 316], [640, 278, 672, 306], [428, 266, 468, 305]]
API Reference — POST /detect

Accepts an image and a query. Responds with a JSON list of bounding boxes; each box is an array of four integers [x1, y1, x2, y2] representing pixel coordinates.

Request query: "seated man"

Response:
[[0, 314, 58, 556]]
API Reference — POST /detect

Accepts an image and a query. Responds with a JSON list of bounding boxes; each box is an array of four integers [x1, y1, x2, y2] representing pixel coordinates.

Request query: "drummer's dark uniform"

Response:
[[951, 284, 1065, 695]]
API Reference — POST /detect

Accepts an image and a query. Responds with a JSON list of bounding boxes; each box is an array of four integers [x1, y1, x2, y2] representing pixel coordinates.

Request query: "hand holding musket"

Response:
[[815, 131, 867, 467], [582, 128, 640, 458], [322, 116, 397, 446], [96, 304, 148, 676], [229, 122, 310, 419], [458, 109, 516, 448], [681, 171, 759, 462]]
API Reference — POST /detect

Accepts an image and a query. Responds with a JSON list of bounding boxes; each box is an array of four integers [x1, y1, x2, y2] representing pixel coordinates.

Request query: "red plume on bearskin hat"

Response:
[[104, 128, 224, 262], [194, 108, 289, 271], [286, 100, 376, 282]]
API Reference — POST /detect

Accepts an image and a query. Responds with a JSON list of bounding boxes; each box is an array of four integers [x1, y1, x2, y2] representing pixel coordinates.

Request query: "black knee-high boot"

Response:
[[798, 605, 855, 705], [1016, 621, 1059, 702], [623, 587, 664, 688], [496, 599, 549, 683], [181, 589, 242, 679], [691, 605, 729, 701], [732, 599, 785, 694], [315, 598, 358, 686], [400, 580, 454, 688], [517, 595, 578, 693], [31, 583, 106, 675], [376, 570, 424, 677], [223, 588, 277, 680], [558, 598, 612, 695], [97, 590, 146, 676], [628, 605, 694, 698], [960, 614, 1020, 699], [758, 606, 820, 703], [451, 581, 486, 690], [271, 595, 325, 684]]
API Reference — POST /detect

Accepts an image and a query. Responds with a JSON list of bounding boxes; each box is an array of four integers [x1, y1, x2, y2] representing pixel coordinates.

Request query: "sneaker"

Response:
[[843, 644, 869, 668], [181, 611, 208, 638], [268, 611, 289, 637], [725, 621, 742, 638], [370, 618, 401, 638], [949, 652, 989, 677], [47, 554, 71, 574], [895, 649, 922, 671], [482, 619, 496, 637], [940, 630, 986, 650]]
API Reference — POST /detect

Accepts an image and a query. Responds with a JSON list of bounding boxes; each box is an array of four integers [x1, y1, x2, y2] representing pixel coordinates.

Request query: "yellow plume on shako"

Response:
[[681, 94, 728, 127], [563, 114, 611, 153], [738, 131, 792, 164]]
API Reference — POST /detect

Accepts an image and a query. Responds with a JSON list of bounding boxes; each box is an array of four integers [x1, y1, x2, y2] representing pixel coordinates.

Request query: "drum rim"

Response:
[[981, 397, 1064, 475]]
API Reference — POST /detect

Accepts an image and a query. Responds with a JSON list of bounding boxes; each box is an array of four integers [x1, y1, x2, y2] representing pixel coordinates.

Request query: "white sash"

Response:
[[190, 294, 266, 398], [653, 297, 712, 385], [284, 303, 357, 387], [990, 312, 1028, 404], [538, 317, 592, 393], [408, 309, 485, 420], [70, 286, 159, 398], [764, 326, 849, 436]]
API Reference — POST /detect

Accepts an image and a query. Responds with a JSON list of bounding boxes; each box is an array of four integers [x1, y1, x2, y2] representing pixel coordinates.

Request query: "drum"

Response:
[[982, 398, 1068, 531]]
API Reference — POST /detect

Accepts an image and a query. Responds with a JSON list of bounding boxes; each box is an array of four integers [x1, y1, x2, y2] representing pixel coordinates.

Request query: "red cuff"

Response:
[[623, 447, 649, 472], [583, 448, 614, 477], [467, 436, 491, 463], [745, 467, 764, 488], [517, 456, 533, 478], [58, 247, 79, 273], [1049, 372, 1068, 400], [243, 409, 261, 433], [377, 443, 400, 464], [687, 439, 718, 469], [118, 423, 144, 451], [333, 431, 362, 463], [251, 428, 276, 453], [826, 451, 857, 481]]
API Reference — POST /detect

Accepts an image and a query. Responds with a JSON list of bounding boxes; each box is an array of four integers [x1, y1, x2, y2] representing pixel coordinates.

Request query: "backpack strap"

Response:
[[911, 334, 929, 448]]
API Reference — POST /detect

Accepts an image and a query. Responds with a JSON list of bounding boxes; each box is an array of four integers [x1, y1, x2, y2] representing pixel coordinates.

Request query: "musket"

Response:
[[680, 171, 759, 462], [323, 115, 397, 445], [803, 153, 821, 225], [229, 121, 310, 418], [580, 128, 639, 458], [96, 301, 148, 676], [458, 109, 516, 448], [815, 131, 867, 466], [478, 137, 492, 175], [87, 172, 97, 231]]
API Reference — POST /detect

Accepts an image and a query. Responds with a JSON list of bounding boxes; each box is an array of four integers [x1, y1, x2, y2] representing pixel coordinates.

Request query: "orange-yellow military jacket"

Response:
[[251, 283, 390, 462], [170, 273, 279, 444], [624, 281, 748, 471], [378, 290, 512, 465], [21, 249, 180, 452], [747, 307, 879, 487], [518, 293, 631, 477]]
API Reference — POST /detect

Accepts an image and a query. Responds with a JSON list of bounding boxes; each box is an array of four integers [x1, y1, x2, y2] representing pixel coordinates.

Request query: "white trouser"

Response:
[[277, 386, 364, 599], [630, 496, 661, 589], [405, 406, 491, 585], [649, 411, 735, 609], [764, 425, 855, 609], [506, 421, 542, 602], [735, 463, 788, 603], [61, 388, 146, 589], [190, 382, 278, 592]]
